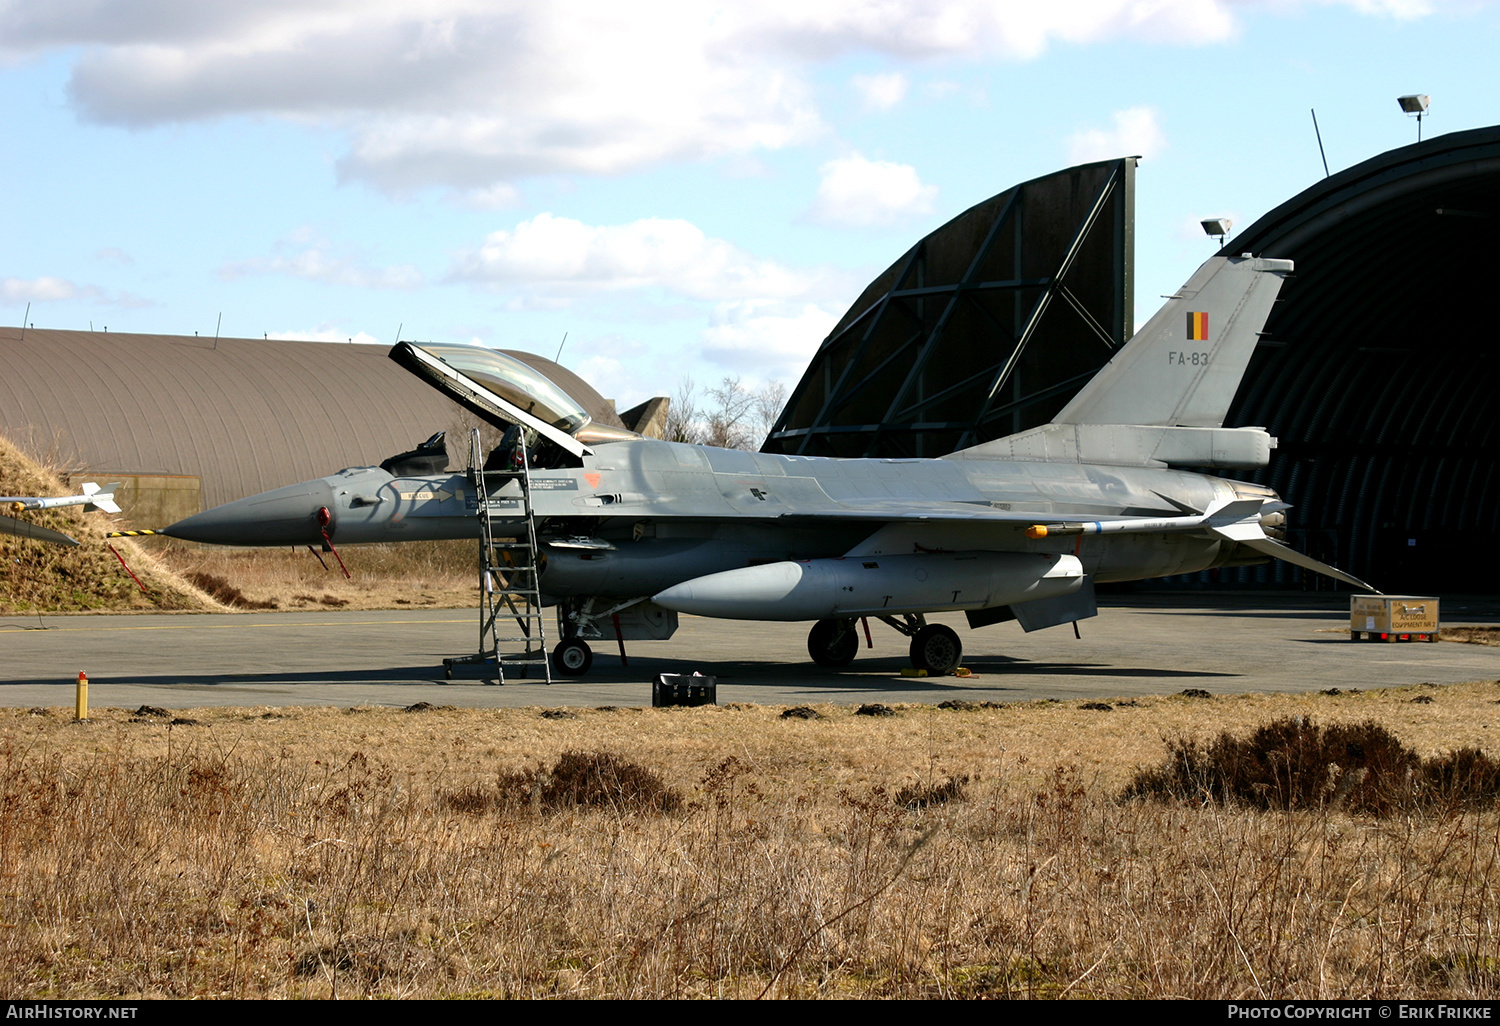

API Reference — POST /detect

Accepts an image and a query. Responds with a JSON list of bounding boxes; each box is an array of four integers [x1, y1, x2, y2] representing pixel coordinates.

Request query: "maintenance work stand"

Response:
[[443, 428, 552, 683]]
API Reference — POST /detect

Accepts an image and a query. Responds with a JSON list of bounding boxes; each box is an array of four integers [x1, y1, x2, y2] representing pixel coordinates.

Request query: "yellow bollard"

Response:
[[75, 671, 88, 721]]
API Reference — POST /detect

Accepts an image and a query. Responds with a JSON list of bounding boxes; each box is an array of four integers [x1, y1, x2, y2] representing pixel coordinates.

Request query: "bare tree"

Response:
[[664, 378, 703, 444], [752, 380, 788, 449], [703, 377, 757, 450], [663, 375, 789, 451]]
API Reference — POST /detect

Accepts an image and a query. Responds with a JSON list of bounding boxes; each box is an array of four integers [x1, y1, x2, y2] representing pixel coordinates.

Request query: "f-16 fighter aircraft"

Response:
[[164, 254, 1374, 675], [0, 482, 122, 547]]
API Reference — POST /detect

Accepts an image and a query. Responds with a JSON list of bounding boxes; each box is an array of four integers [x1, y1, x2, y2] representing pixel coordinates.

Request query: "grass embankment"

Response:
[[5, 680, 1500, 999], [0, 432, 475, 613], [155, 540, 479, 612], [0, 437, 214, 613]]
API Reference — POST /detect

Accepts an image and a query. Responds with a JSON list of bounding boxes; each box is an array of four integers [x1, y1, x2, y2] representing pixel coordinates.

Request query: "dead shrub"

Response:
[[1125, 718, 1500, 815], [293, 941, 389, 985], [896, 775, 969, 810], [1125, 718, 1417, 814], [1420, 747, 1500, 809], [438, 783, 497, 815], [541, 750, 681, 813], [186, 572, 278, 610]]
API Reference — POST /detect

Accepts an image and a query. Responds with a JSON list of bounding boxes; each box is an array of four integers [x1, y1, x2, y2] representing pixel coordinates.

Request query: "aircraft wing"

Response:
[[775, 498, 1252, 530], [0, 514, 79, 547], [780, 496, 1378, 593]]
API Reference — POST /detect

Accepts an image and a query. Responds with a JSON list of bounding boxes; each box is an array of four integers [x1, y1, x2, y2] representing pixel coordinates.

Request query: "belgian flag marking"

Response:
[[1186, 311, 1209, 341]]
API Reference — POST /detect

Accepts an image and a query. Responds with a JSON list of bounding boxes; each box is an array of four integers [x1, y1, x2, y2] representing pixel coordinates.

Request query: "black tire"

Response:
[[807, 618, 860, 667], [553, 638, 593, 676], [909, 624, 962, 674]]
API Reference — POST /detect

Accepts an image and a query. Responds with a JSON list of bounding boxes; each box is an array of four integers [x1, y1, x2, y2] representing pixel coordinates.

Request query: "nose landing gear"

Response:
[[553, 638, 593, 676]]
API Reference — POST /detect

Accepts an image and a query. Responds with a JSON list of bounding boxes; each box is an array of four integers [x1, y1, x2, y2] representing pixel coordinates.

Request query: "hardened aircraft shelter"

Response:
[[766, 134, 1500, 593]]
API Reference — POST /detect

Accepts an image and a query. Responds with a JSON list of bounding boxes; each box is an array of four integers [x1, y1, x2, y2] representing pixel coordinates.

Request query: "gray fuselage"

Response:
[[166, 436, 1275, 600]]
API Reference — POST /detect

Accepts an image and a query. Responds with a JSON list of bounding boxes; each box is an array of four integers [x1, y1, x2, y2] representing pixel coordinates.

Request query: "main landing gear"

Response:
[[805, 614, 963, 675], [807, 618, 860, 667], [553, 638, 593, 676]]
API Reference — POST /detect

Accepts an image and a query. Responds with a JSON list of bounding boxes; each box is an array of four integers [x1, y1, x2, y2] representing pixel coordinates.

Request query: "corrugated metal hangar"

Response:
[[1221, 126, 1500, 594], [769, 130, 1500, 593], [0, 328, 630, 526]]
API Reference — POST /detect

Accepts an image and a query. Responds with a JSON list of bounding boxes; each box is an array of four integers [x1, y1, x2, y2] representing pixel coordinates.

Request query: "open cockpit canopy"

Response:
[[389, 340, 601, 462]]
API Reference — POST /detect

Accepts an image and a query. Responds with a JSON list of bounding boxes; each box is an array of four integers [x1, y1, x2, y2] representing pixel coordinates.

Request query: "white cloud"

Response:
[[1, 275, 150, 308], [851, 71, 908, 111], [459, 183, 522, 210], [269, 327, 383, 345], [0, 1, 1425, 191], [2, 276, 84, 303], [1332, 0, 1434, 18], [700, 299, 838, 379], [452, 213, 818, 302], [221, 233, 422, 289], [1067, 106, 1167, 165], [810, 153, 937, 228]]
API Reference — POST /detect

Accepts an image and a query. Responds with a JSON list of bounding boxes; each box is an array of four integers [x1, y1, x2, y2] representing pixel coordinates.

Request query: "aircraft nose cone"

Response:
[[163, 479, 336, 546]]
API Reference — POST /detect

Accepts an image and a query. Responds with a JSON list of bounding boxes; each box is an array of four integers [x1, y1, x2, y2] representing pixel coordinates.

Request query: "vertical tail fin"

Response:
[[1052, 255, 1293, 428]]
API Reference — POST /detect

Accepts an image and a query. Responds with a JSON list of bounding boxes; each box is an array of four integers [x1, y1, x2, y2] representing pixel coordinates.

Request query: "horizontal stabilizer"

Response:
[[1225, 534, 1379, 593], [1201, 498, 1376, 590]]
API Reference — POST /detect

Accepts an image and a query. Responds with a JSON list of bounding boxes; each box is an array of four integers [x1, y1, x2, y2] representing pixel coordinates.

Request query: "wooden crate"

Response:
[[1350, 594, 1439, 642]]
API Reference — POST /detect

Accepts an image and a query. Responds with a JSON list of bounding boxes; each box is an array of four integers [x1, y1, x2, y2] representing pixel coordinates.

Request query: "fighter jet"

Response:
[[0, 482, 122, 546], [164, 253, 1374, 675]]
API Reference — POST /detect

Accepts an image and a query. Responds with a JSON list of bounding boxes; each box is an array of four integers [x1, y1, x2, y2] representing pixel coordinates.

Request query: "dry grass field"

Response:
[[4, 680, 1500, 1000]]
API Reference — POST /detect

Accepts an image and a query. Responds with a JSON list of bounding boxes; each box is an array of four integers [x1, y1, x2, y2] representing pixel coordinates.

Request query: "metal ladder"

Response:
[[443, 428, 552, 683]]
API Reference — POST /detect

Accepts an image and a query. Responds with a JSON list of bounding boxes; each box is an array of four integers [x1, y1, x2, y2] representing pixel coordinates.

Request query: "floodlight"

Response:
[[1397, 94, 1430, 141], [1201, 218, 1232, 245]]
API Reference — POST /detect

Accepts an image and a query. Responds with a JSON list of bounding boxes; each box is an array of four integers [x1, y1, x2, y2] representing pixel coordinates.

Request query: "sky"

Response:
[[3, 0, 1496, 413]]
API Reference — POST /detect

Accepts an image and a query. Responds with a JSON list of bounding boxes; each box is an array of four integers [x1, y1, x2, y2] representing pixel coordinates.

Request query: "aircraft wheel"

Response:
[[807, 618, 860, 667], [553, 639, 593, 677], [910, 624, 962, 675]]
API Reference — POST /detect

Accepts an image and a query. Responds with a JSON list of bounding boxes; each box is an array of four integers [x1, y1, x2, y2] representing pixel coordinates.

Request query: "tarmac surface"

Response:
[[0, 593, 1495, 710]]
